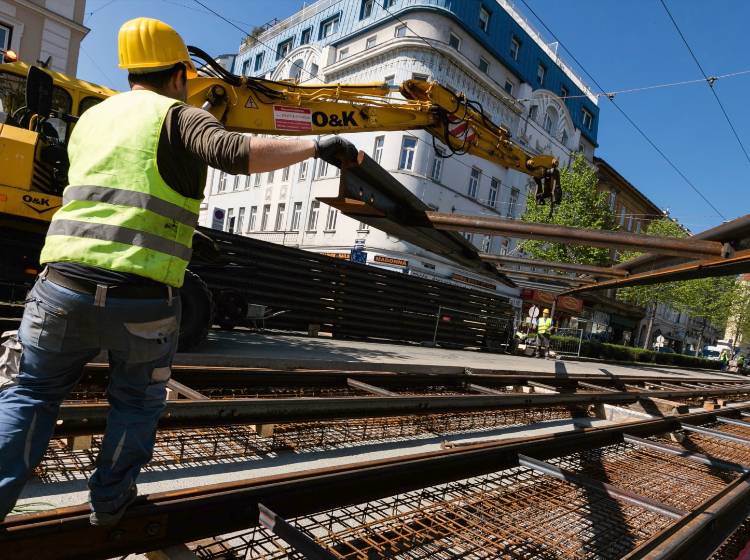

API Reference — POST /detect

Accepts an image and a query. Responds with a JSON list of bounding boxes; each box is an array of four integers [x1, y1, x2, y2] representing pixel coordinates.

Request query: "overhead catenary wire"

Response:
[[515, 0, 726, 221], [659, 0, 750, 167]]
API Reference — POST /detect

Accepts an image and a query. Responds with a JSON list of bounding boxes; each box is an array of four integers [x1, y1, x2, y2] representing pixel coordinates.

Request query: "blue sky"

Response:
[[77, 0, 750, 231]]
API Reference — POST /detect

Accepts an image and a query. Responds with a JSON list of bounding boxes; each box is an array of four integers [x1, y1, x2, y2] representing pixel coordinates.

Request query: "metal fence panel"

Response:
[[550, 328, 583, 357]]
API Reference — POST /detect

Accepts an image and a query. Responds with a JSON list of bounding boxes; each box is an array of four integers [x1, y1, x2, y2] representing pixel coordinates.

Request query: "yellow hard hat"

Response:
[[118, 17, 197, 78], [543, 308, 550, 314]]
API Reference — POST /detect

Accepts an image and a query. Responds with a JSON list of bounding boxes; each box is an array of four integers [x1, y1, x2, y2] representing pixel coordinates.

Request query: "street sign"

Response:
[[211, 207, 225, 230], [528, 305, 540, 319]]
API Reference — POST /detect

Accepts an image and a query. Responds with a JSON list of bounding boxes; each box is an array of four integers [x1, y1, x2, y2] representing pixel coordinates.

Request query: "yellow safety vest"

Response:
[[40, 90, 201, 287], [537, 317, 552, 334]]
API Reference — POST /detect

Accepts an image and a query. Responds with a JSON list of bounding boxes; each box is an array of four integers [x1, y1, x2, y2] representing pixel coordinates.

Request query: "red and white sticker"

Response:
[[273, 105, 312, 132], [447, 115, 477, 145]]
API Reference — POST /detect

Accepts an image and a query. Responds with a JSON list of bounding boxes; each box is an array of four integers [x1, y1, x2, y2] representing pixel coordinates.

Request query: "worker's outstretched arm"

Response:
[[248, 136, 359, 173]]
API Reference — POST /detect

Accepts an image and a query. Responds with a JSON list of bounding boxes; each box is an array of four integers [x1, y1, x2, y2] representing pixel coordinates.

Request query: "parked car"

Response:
[[656, 346, 675, 353]]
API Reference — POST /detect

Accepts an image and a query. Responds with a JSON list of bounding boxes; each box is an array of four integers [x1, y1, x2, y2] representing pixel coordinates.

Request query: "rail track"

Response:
[[6, 406, 750, 559]]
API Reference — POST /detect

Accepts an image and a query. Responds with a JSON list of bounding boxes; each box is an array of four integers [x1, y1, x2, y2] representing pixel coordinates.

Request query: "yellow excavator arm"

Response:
[[187, 70, 560, 205]]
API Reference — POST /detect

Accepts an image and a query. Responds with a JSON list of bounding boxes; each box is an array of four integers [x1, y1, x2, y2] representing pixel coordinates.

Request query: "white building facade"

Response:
[[200, 0, 600, 301]]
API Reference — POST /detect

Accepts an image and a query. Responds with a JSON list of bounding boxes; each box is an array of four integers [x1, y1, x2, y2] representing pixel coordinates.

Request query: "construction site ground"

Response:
[[184, 328, 739, 379], [16, 330, 742, 513]]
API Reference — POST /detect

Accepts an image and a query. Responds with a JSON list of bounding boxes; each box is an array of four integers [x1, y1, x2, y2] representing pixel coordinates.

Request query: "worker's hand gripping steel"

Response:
[[315, 137, 359, 168]]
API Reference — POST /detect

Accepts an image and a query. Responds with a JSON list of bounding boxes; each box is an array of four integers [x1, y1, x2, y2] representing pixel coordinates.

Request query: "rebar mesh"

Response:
[[35, 407, 577, 482], [192, 467, 674, 559]]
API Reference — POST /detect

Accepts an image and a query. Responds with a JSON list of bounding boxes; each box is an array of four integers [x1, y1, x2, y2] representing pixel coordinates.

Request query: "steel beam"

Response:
[[53, 386, 750, 437], [4, 406, 750, 560], [680, 423, 750, 445], [425, 212, 726, 259], [623, 434, 749, 473], [716, 416, 750, 429], [346, 378, 398, 397], [497, 268, 592, 285], [565, 248, 750, 293], [480, 253, 628, 277]]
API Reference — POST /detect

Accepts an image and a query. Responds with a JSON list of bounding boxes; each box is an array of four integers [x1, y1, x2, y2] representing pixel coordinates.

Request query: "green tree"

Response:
[[520, 154, 616, 265], [618, 217, 737, 352]]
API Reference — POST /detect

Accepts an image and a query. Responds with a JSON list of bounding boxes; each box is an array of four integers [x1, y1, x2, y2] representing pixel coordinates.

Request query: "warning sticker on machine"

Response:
[[273, 105, 312, 132]]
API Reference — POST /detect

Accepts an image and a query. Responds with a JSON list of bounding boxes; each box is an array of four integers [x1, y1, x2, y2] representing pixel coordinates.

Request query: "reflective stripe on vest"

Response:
[[40, 90, 202, 287], [538, 317, 552, 334]]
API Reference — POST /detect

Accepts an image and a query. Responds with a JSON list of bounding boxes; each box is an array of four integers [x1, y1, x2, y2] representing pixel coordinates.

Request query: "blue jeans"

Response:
[[0, 275, 180, 519]]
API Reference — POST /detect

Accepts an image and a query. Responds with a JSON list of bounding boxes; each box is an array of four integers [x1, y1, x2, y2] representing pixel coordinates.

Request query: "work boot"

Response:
[[89, 486, 137, 527]]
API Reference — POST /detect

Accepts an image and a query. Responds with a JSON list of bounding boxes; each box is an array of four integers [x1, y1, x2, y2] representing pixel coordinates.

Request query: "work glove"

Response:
[[315, 136, 359, 168]]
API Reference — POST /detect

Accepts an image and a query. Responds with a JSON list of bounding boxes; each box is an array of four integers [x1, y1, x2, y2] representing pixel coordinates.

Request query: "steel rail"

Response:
[[425, 212, 727, 259], [479, 253, 629, 277], [4, 406, 750, 560], [54, 386, 750, 437]]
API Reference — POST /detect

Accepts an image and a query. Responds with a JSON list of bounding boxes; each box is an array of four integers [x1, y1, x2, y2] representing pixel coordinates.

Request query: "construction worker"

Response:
[[720, 348, 731, 371], [536, 308, 553, 358], [0, 18, 358, 526]]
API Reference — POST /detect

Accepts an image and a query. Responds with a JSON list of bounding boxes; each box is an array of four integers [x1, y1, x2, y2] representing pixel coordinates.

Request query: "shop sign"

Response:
[[374, 255, 408, 267], [451, 273, 496, 291]]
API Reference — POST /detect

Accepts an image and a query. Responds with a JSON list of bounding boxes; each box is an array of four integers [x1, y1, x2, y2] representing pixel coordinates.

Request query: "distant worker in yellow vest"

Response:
[[536, 308, 554, 358], [0, 18, 358, 526]]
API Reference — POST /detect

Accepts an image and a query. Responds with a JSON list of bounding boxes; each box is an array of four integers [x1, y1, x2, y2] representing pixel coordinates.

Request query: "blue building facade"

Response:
[[234, 0, 599, 145]]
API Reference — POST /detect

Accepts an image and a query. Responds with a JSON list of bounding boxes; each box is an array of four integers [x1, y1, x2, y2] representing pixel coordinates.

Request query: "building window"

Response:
[[338, 48, 349, 61], [384, 75, 395, 87], [394, 24, 407, 38], [217, 172, 227, 192], [478, 57, 489, 74], [307, 200, 320, 230], [383, 0, 396, 7], [430, 148, 445, 182], [411, 72, 428, 81], [536, 63, 546, 86], [300, 27, 312, 45], [479, 6, 491, 32], [241, 59, 250, 76], [248, 206, 257, 231], [366, 35, 377, 49], [274, 203, 286, 230], [372, 135, 385, 164], [310, 63, 319, 77], [627, 214, 634, 231], [488, 178, 499, 208], [361, 0, 374, 19], [504, 80, 513, 95], [561, 84, 569, 99], [481, 235, 492, 252], [463, 232, 474, 243], [508, 188, 520, 217], [582, 108, 594, 130], [254, 173, 262, 187], [267, 170, 275, 183], [608, 191, 617, 211], [290, 202, 303, 231], [244, 175, 252, 189], [277, 39, 293, 60], [260, 204, 271, 230], [528, 105, 538, 122], [635, 220, 641, 233], [232, 175, 240, 190], [561, 129, 569, 147], [468, 167, 481, 199], [325, 206, 338, 231], [236, 207, 246, 233], [619, 206, 626, 226], [254, 52, 264, 72], [358, 221, 369, 231], [543, 112, 553, 134], [398, 136, 417, 170], [449, 32, 461, 51], [510, 37, 520, 60], [0, 23, 11, 51], [281, 166, 290, 182], [319, 14, 340, 39], [316, 160, 329, 178], [298, 161, 308, 181], [226, 208, 235, 233]]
